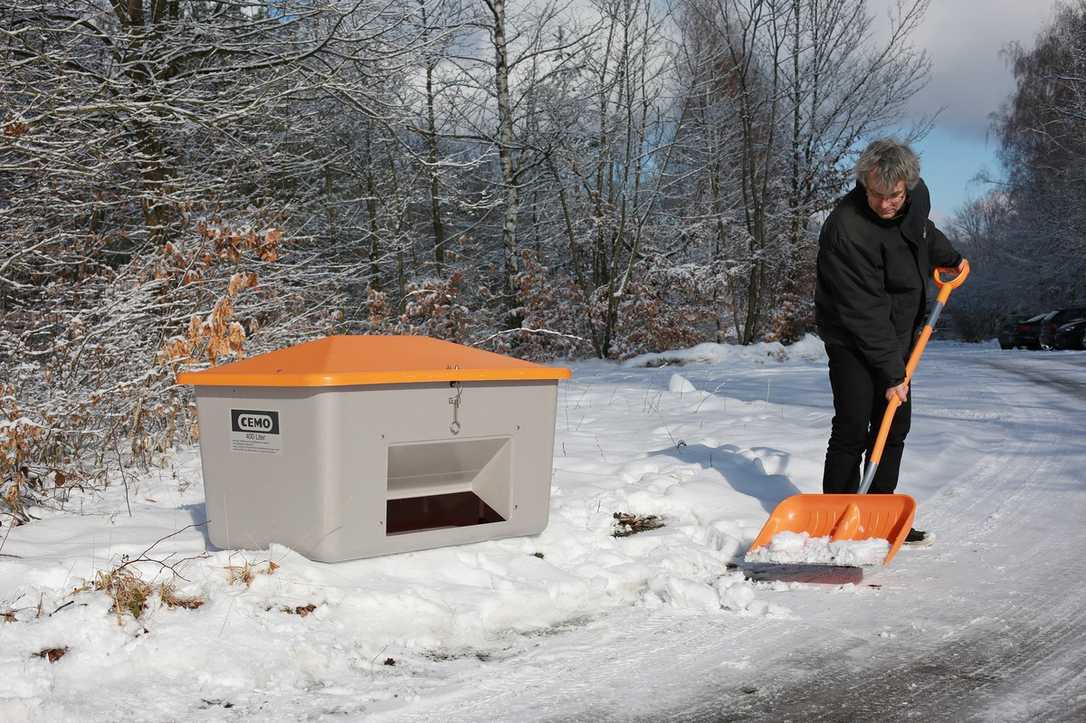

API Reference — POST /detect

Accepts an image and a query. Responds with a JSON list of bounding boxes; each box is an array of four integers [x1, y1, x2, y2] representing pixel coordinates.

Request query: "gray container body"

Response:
[[192, 380, 558, 561]]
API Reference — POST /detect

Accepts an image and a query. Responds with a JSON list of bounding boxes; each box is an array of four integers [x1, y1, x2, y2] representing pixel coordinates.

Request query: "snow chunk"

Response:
[[716, 574, 756, 612], [662, 577, 722, 613], [744, 531, 890, 566], [668, 373, 697, 394]]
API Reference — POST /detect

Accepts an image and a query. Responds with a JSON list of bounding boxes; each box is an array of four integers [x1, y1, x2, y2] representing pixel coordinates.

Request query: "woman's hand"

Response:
[[886, 381, 909, 403]]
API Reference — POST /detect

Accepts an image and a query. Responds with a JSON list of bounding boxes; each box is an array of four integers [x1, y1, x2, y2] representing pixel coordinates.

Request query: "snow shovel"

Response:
[[748, 260, 970, 565]]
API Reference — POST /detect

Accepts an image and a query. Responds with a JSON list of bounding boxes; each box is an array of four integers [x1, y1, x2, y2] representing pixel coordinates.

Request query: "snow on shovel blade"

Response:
[[747, 493, 916, 566]]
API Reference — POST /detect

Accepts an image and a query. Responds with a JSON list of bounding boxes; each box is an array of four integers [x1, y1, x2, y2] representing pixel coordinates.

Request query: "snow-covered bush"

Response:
[[0, 217, 345, 488], [608, 262, 724, 359]]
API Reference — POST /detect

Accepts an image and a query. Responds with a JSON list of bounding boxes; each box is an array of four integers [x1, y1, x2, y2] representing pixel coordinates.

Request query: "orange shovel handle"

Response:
[[933, 259, 970, 301], [868, 259, 970, 467]]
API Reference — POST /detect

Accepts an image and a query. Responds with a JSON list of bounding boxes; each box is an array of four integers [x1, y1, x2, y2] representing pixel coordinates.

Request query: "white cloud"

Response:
[[868, 0, 1062, 138]]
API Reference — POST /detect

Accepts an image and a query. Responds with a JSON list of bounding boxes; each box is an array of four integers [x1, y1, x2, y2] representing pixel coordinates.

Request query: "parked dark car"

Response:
[[1054, 318, 1086, 350], [1013, 312, 1053, 350], [1040, 306, 1086, 349]]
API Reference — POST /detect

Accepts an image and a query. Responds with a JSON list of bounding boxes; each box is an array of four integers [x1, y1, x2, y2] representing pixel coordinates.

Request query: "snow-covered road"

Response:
[[3, 342, 1085, 722], [385, 346, 1086, 722], [696, 350, 1086, 722]]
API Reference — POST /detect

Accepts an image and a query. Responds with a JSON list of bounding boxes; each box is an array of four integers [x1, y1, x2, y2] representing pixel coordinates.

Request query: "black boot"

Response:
[[904, 527, 933, 546]]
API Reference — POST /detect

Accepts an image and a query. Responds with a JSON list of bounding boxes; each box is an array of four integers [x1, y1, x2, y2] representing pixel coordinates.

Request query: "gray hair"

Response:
[[855, 139, 921, 191]]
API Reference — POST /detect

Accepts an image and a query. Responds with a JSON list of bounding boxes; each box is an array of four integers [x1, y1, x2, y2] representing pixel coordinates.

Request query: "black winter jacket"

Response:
[[815, 179, 961, 388]]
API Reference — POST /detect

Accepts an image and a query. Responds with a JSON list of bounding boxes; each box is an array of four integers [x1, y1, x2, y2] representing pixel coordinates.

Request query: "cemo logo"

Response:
[[238, 413, 273, 431], [231, 409, 280, 434]]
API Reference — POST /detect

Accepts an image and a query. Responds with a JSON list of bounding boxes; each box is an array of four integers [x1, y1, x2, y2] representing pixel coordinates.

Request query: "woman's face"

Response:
[[864, 174, 908, 219]]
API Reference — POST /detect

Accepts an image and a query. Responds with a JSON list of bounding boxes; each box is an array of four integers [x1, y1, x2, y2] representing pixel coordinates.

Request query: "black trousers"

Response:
[[822, 342, 912, 494]]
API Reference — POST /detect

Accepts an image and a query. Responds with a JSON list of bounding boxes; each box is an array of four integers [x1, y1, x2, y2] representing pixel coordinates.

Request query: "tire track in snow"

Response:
[[918, 356, 1055, 552]]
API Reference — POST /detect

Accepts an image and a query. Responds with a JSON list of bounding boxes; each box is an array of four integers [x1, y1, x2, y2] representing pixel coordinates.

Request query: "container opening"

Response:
[[386, 437, 511, 535], [387, 492, 504, 535]]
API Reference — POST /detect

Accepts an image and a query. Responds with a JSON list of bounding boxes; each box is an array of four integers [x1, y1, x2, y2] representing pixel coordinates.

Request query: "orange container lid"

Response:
[[176, 335, 572, 388]]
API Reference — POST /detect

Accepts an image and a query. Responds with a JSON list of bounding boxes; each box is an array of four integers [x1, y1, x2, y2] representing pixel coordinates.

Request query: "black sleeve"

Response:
[[928, 220, 962, 269], [818, 224, 906, 387]]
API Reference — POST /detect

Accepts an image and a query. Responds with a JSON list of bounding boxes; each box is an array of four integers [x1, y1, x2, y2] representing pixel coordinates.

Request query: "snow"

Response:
[[2, 340, 1085, 719], [0, 416, 41, 446], [744, 531, 891, 566], [625, 335, 828, 368], [667, 372, 697, 393]]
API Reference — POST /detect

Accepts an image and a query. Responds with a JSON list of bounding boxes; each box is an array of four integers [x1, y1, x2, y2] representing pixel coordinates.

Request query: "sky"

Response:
[[869, 0, 1065, 222]]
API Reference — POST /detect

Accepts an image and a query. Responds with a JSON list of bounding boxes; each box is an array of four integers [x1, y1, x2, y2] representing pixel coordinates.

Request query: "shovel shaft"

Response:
[[860, 261, 970, 491]]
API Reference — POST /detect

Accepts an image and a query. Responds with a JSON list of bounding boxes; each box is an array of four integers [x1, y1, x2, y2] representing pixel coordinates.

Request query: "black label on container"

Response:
[[230, 409, 280, 435]]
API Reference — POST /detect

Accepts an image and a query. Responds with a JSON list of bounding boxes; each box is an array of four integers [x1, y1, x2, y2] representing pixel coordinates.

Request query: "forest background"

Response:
[[2, 0, 1084, 503]]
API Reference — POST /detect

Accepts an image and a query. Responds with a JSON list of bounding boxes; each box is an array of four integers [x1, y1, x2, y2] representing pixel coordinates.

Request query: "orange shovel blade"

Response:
[[749, 493, 916, 565]]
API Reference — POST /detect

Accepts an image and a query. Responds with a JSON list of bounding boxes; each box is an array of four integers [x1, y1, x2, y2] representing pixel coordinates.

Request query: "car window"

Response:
[[1053, 308, 1086, 323], [1025, 313, 1048, 322]]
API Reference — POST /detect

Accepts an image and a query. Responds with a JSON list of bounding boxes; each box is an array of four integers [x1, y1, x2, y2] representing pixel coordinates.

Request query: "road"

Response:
[[383, 348, 1086, 723], [702, 351, 1086, 720]]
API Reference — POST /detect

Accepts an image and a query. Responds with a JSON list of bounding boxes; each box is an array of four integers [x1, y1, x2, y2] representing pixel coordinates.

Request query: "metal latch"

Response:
[[448, 381, 463, 435]]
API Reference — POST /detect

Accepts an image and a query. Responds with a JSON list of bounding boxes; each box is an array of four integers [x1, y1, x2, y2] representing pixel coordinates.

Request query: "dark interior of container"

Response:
[[386, 491, 505, 535]]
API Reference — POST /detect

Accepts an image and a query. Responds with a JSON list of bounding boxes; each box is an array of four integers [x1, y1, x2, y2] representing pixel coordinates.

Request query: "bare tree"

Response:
[[673, 0, 931, 343], [0, 0, 427, 483], [427, 0, 597, 327], [994, 0, 1086, 306], [533, 0, 678, 357]]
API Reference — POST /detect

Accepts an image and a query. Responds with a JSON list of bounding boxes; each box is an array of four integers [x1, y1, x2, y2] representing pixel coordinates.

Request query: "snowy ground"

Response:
[[3, 339, 1086, 722]]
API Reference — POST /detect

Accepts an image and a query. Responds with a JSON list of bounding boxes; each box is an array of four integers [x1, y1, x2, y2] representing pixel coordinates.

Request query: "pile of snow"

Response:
[[744, 531, 890, 566], [668, 372, 697, 393], [0, 337, 885, 719], [0, 437, 792, 717], [624, 334, 828, 369]]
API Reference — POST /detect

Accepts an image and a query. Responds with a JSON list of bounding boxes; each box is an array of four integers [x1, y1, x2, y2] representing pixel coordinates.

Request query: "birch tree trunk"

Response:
[[419, 0, 448, 273], [485, 0, 522, 323]]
